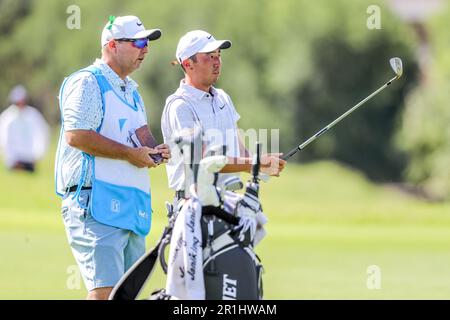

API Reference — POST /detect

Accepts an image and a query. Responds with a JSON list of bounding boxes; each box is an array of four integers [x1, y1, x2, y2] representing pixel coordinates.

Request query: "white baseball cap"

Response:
[[176, 30, 231, 63], [101, 15, 161, 47], [9, 85, 27, 104]]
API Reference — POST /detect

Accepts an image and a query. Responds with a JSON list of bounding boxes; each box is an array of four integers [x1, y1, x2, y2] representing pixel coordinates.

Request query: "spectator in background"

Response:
[[0, 85, 49, 172]]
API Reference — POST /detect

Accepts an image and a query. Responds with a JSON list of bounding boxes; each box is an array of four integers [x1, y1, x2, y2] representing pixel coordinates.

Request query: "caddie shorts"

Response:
[[61, 189, 145, 291]]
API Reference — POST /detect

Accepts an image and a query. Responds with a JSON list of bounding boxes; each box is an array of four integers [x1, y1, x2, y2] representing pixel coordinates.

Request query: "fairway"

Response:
[[1, 0, 450, 304], [1, 140, 450, 299]]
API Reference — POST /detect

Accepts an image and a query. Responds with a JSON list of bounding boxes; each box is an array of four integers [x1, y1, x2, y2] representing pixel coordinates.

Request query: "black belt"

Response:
[[175, 190, 185, 200], [67, 185, 92, 193]]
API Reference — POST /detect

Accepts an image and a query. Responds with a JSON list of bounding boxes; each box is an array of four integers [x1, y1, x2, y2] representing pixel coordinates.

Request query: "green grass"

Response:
[[1, 139, 450, 299]]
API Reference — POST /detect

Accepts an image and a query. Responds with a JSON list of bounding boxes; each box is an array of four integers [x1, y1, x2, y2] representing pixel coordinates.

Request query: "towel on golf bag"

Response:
[[166, 186, 205, 300]]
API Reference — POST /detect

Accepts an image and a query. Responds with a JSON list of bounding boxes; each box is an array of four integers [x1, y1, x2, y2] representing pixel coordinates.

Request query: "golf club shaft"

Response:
[[282, 75, 399, 161]]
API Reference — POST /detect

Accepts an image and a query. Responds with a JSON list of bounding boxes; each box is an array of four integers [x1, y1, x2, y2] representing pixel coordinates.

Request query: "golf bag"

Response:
[[200, 191, 265, 300], [156, 179, 265, 300], [109, 135, 266, 300], [109, 179, 266, 300]]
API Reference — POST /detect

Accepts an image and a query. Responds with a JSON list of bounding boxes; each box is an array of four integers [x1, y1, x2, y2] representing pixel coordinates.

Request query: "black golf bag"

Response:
[[109, 183, 265, 300], [200, 204, 264, 300], [109, 138, 265, 300]]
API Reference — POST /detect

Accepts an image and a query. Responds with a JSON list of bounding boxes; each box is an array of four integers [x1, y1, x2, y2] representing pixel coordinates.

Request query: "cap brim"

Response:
[[132, 29, 162, 41], [198, 40, 232, 53]]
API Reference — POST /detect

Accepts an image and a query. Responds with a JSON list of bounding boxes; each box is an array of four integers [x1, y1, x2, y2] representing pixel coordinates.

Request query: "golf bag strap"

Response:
[[202, 205, 240, 226], [158, 226, 172, 274]]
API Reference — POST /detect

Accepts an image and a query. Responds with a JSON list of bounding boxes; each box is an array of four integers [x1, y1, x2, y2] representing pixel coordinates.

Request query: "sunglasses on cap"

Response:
[[116, 38, 148, 49]]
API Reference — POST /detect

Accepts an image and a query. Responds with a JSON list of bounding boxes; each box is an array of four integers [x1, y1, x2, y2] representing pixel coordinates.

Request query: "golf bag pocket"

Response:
[[255, 252, 264, 299], [203, 245, 261, 300], [201, 214, 263, 300]]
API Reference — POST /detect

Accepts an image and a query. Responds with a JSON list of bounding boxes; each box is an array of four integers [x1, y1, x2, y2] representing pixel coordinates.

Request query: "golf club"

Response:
[[282, 57, 403, 161]]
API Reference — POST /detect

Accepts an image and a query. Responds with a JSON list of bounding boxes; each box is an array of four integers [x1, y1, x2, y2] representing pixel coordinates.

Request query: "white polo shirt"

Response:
[[161, 80, 241, 191], [0, 104, 49, 168]]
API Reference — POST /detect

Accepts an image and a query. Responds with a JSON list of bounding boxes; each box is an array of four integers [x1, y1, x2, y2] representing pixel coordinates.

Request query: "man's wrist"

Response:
[[224, 156, 252, 173], [122, 145, 134, 161]]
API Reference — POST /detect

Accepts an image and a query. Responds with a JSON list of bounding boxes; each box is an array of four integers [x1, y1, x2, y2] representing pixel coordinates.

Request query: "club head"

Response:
[[390, 57, 403, 78]]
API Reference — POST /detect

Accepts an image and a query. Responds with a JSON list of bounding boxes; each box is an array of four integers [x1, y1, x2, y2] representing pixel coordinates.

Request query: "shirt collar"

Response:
[[10, 104, 24, 113], [94, 59, 138, 91], [179, 79, 217, 100]]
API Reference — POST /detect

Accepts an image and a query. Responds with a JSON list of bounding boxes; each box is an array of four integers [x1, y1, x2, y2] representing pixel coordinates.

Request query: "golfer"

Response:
[[161, 30, 285, 197], [55, 15, 170, 300]]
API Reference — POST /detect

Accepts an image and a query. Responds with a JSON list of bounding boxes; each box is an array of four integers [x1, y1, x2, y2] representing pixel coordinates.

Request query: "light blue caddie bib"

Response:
[[56, 66, 152, 236]]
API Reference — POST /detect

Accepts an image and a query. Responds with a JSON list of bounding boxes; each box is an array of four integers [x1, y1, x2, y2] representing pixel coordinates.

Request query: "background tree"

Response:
[[396, 5, 450, 200], [0, 0, 427, 192]]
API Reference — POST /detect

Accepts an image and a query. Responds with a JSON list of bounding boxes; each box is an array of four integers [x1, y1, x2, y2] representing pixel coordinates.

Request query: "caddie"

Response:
[[55, 15, 170, 300]]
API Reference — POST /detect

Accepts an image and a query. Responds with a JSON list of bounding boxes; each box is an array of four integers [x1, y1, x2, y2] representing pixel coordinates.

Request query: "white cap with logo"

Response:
[[9, 85, 27, 104], [176, 30, 231, 63], [101, 15, 161, 47]]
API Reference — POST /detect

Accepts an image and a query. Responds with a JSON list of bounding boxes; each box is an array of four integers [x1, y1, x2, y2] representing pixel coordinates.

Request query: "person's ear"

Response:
[[183, 60, 193, 70], [108, 40, 117, 50]]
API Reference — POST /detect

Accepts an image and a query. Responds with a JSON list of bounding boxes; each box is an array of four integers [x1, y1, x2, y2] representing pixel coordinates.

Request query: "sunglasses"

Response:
[[116, 38, 148, 49]]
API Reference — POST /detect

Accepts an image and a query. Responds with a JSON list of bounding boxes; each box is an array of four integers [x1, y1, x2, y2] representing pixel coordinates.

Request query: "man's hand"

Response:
[[260, 153, 286, 177], [126, 147, 157, 168], [155, 144, 171, 163]]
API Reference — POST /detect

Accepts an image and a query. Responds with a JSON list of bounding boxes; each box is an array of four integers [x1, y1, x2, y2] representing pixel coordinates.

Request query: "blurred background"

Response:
[[0, 0, 450, 299]]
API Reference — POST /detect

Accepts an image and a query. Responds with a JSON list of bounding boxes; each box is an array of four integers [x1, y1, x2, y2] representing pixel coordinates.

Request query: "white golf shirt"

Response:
[[0, 104, 49, 168], [161, 80, 241, 191]]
